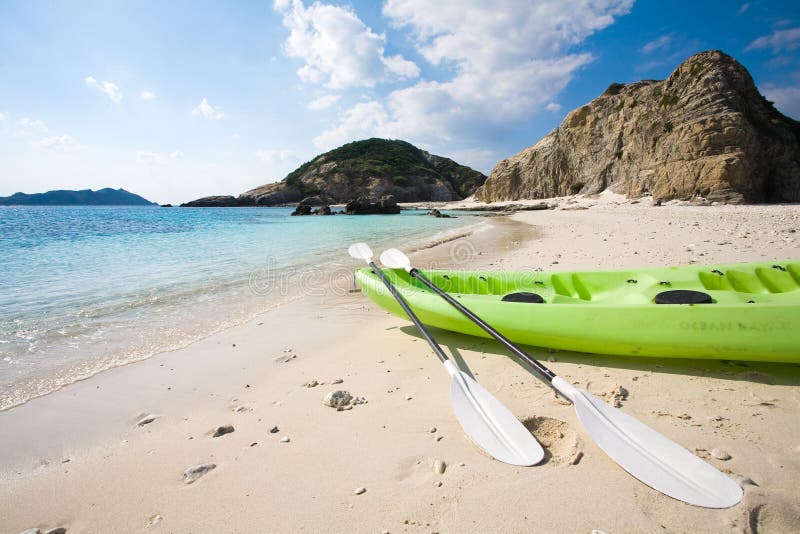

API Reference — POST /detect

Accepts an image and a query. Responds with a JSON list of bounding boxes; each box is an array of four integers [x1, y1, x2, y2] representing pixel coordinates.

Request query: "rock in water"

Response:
[[183, 463, 216, 484], [475, 51, 800, 204], [323, 390, 352, 408]]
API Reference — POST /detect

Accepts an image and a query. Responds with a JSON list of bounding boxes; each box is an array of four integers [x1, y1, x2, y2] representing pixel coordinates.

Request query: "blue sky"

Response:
[[0, 0, 798, 204]]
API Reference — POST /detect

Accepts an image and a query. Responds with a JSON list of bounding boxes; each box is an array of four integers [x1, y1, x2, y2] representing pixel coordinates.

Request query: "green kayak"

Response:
[[355, 260, 800, 362]]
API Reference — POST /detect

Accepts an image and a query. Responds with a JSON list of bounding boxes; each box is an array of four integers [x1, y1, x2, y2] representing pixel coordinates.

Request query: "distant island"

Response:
[[0, 188, 156, 206]]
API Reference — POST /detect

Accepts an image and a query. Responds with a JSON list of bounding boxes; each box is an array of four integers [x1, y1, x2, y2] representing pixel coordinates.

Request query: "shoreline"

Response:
[[0, 210, 489, 414], [2, 197, 799, 533]]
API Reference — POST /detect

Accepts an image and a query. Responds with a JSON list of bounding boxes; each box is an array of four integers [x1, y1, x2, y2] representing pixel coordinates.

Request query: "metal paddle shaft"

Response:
[[347, 243, 544, 466], [411, 268, 557, 384], [379, 248, 743, 509], [367, 261, 449, 364]]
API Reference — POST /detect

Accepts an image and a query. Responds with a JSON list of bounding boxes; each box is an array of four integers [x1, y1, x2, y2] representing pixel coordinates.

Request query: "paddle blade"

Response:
[[380, 248, 412, 271], [348, 242, 373, 262], [552, 377, 742, 508], [445, 361, 544, 466]]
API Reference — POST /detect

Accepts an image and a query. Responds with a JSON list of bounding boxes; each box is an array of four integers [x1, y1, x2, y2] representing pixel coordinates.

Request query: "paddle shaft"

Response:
[[409, 268, 557, 385], [367, 262, 450, 364]]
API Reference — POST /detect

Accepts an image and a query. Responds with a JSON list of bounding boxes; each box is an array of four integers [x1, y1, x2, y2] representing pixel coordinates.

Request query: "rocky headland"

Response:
[[182, 138, 486, 209], [475, 50, 800, 204]]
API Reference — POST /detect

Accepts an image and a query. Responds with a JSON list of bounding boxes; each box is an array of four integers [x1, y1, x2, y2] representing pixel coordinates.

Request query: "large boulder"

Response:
[[180, 195, 247, 207], [345, 195, 401, 214]]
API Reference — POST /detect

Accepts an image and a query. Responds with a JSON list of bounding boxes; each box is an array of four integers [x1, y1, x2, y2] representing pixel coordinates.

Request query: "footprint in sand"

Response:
[[744, 497, 800, 534], [522, 416, 582, 466]]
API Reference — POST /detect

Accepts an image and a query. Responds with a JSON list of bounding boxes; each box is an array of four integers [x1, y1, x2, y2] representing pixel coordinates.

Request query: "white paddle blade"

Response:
[[380, 248, 412, 271], [445, 361, 544, 466], [553, 378, 742, 508], [348, 242, 373, 262]]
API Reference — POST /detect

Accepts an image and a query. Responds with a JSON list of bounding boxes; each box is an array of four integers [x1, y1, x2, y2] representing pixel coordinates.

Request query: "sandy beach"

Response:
[[2, 196, 799, 534]]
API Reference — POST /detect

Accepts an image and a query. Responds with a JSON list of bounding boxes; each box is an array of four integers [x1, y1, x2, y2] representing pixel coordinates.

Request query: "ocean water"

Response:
[[0, 206, 478, 410]]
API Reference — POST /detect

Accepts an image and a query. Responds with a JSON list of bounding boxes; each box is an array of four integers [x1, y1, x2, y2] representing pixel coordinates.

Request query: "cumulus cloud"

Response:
[[84, 76, 123, 103], [15, 117, 49, 137], [763, 84, 800, 119], [641, 34, 673, 54], [137, 150, 184, 165], [545, 102, 562, 112], [255, 148, 300, 163], [314, 0, 633, 150], [139, 91, 156, 101], [34, 134, 84, 151], [746, 27, 800, 53], [275, 0, 419, 89], [307, 94, 341, 110], [313, 101, 389, 149], [192, 98, 224, 120]]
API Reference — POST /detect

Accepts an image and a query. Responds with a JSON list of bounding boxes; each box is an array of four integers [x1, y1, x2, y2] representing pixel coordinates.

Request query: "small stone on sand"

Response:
[[183, 463, 216, 484], [323, 390, 352, 408], [280, 436, 290, 443], [429, 427, 437, 433], [146, 515, 163, 528], [211, 425, 235, 438], [19, 529, 41, 534], [354, 487, 367, 495], [405, 395, 413, 401], [45, 529, 67, 534], [435, 481, 442, 487], [436, 436, 444, 442], [434, 459, 446, 474], [137, 414, 160, 427], [331, 378, 343, 384], [711, 448, 731, 460], [303, 380, 319, 388], [270, 426, 279, 433]]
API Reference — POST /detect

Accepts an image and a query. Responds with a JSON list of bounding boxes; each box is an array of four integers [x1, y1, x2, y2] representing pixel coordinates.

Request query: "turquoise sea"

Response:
[[0, 206, 478, 410]]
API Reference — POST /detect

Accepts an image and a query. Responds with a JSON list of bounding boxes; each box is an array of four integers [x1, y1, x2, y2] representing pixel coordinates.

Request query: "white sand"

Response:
[[1, 198, 799, 533]]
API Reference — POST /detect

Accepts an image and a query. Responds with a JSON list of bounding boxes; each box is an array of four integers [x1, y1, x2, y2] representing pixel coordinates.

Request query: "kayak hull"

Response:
[[355, 261, 800, 362]]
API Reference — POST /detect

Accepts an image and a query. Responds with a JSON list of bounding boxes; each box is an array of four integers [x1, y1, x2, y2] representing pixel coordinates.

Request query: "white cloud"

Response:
[[34, 134, 84, 151], [15, 117, 49, 137], [137, 150, 184, 165], [313, 101, 389, 149], [0, 111, 7, 121], [315, 0, 633, 150], [763, 84, 800, 119], [255, 148, 300, 163], [746, 27, 800, 53], [84, 76, 123, 103], [139, 91, 156, 101], [307, 94, 340, 110], [738, 3, 750, 14], [545, 102, 562, 112], [192, 97, 224, 120], [641, 34, 673, 55], [275, 0, 419, 89]]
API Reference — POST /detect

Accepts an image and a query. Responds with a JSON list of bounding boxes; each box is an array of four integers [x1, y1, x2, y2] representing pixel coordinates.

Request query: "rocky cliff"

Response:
[[183, 139, 485, 207], [475, 51, 800, 204]]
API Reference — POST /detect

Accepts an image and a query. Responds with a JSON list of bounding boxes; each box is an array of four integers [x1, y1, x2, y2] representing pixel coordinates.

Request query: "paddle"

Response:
[[379, 247, 743, 509], [348, 243, 544, 466]]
